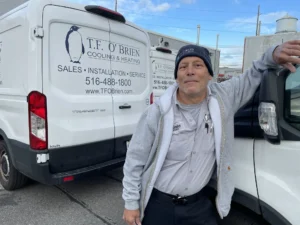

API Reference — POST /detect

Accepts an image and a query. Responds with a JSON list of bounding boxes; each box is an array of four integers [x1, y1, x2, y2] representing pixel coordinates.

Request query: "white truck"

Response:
[[0, 0, 152, 190], [150, 45, 177, 101], [209, 66, 300, 225]]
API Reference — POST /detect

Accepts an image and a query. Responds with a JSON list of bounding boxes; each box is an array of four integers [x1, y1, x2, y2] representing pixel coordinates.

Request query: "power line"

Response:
[[119, 10, 258, 24], [150, 7, 259, 14], [139, 23, 255, 34]]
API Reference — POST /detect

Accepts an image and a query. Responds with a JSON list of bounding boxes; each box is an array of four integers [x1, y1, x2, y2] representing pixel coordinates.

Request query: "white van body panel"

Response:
[[255, 140, 300, 225], [150, 47, 176, 101], [109, 20, 152, 141], [42, 5, 115, 148], [232, 138, 258, 198], [0, 2, 40, 144]]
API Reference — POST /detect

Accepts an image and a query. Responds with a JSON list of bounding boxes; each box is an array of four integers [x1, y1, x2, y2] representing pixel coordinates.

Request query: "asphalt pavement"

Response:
[[0, 167, 126, 225]]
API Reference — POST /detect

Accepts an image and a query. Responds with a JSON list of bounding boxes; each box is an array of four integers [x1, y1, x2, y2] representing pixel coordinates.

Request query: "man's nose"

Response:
[[187, 65, 195, 76]]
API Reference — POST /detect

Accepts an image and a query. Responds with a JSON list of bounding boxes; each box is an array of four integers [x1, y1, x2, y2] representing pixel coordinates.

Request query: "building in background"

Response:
[[242, 14, 300, 73], [0, 0, 28, 16], [147, 30, 221, 78], [218, 67, 242, 82]]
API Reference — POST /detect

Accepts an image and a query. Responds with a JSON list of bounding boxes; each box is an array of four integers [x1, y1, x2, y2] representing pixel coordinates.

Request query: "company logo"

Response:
[[65, 25, 85, 64], [173, 123, 181, 132]]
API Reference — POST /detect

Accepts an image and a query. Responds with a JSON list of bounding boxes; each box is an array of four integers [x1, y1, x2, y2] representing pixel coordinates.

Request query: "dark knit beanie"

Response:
[[174, 45, 213, 79]]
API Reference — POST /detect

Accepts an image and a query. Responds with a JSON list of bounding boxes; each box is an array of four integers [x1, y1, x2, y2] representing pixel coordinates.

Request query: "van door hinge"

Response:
[[33, 27, 44, 38]]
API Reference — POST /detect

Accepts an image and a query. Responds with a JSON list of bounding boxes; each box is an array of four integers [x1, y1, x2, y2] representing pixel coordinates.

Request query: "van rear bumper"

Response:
[[7, 137, 129, 185]]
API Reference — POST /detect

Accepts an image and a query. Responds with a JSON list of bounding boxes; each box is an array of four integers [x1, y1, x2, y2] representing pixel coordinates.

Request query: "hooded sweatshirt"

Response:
[[122, 45, 281, 220]]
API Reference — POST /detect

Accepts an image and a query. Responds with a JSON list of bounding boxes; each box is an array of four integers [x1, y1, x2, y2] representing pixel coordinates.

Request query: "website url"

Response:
[[85, 88, 133, 95]]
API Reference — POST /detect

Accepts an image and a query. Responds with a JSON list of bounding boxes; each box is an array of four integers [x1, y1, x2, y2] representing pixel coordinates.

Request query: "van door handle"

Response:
[[119, 104, 131, 109]]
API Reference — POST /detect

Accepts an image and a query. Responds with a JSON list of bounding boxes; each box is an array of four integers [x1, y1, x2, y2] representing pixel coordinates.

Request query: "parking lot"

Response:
[[0, 167, 126, 225]]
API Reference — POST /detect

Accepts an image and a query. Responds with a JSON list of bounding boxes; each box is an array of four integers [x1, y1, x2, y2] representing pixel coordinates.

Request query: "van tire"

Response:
[[0, 140, 28, 190], [220, 204, 269, 225]]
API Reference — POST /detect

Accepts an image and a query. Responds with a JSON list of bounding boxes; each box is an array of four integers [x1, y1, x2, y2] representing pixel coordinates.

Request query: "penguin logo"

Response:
[[65, 25, 85, 63]]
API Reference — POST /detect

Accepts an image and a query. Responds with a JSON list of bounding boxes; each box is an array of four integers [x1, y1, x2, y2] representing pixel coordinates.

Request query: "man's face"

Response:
[[176, 56, 212, 98]]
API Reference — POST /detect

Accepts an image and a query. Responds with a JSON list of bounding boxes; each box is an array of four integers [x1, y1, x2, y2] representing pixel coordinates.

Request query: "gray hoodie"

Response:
[[122, 45, 280, 220]]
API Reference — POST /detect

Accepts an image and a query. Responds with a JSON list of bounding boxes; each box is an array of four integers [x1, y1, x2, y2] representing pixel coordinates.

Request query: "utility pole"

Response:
[[256, 5, 260, 36], [197, 25, 200, 45], [258, 20, 261, 36], [115, 0, 118, 12], [214, 34, 219, 77]]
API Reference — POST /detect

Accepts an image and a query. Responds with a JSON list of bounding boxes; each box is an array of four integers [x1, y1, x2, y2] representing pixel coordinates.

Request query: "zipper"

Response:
[[215, 95, 226, 219], [141, 115, 164, 218]]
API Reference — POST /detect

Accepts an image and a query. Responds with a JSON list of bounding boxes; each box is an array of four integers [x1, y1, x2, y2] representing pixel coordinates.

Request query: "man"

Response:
[[122, 40, 300, 225]]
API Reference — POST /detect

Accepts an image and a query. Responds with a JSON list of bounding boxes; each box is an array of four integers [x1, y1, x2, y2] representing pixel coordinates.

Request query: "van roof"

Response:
[[0, 0, 145, 33]]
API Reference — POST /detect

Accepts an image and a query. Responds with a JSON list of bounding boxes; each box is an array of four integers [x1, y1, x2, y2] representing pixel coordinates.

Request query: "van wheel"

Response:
[[0, 140, 28, 190], [220, 204, 269, 225]]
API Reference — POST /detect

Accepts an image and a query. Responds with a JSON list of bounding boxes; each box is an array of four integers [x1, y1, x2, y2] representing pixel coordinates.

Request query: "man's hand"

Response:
[[123, 209, 141, 225], [273, 40, 300, 73]]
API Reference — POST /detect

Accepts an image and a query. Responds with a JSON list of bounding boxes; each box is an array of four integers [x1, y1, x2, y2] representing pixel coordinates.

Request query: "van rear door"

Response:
[[109, 21, 152, 158], [42, 5, 115, 172], [151, 48, 176, 100]]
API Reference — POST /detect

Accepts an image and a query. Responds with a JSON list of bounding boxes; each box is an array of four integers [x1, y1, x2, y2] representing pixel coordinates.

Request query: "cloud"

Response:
[[219, 46, 244, 68], [67, 0, 171, 21], [168, 27, 191, 33], [234, 0, 240, 4], [146, 2, 171, 12], [225, 11, 291, 35], [181, 0, 196, 4]]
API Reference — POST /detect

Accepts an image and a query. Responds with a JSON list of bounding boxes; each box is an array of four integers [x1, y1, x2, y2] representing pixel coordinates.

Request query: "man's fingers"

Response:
[[286, 44, 300, 52], [135, 217, 142, 225], [284, 48, 300, 57], [125, 218, 137, 225], [283, 63, 296, 73], [286, 40, 300, 45], [286, 56, 300, 65]]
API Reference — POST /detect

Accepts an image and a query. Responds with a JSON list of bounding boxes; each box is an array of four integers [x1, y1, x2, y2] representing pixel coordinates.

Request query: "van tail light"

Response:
[[150, 92, 154, 104], [28, 91, 48, 150]]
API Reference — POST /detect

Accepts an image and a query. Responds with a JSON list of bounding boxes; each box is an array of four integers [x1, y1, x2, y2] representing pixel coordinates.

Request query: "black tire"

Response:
[[220, 203, 270, 225], [0, 140, 28, 190]]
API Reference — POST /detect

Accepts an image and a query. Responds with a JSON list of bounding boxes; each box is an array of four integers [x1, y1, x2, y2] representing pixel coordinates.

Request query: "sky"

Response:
[[68, 0, 300, 68]]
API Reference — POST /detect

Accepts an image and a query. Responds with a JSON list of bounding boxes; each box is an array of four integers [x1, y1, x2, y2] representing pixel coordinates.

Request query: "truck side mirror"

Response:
[[258, 69, 283, 144], [259, 66, 300, 144]]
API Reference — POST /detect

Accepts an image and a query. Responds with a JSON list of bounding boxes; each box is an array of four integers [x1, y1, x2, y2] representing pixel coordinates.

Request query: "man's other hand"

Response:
[[123, 209, 141, 225], [273, 40, 300, 72]]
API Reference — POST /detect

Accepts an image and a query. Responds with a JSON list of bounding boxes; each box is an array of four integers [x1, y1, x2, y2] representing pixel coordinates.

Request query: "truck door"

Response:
[[255, 67, 300, 225]]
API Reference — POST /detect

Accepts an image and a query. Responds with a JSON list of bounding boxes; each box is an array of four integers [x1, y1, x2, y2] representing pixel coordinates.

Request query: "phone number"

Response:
[[86, 77, 132, 86], [154, 80, 174, 85]]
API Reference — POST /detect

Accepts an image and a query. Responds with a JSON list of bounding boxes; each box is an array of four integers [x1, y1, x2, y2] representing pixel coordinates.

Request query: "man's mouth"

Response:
[[184, 80, 198, 84]]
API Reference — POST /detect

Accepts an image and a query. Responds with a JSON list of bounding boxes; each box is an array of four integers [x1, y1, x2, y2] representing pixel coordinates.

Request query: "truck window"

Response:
[[285, 67, 300, 130]]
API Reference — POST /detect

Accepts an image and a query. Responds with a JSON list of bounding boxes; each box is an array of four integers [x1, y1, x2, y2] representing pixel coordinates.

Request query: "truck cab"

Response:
[[217, 66, 300, 225]]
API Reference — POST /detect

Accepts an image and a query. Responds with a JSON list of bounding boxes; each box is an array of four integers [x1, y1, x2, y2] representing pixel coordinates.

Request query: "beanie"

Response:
[[174, 45, 213, 79]]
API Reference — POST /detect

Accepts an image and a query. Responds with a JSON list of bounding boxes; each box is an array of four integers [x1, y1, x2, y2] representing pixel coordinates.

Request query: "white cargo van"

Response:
[[150, 46, 177, 101], [0, 0, 152, 190], [208, 67, 300, 225]]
